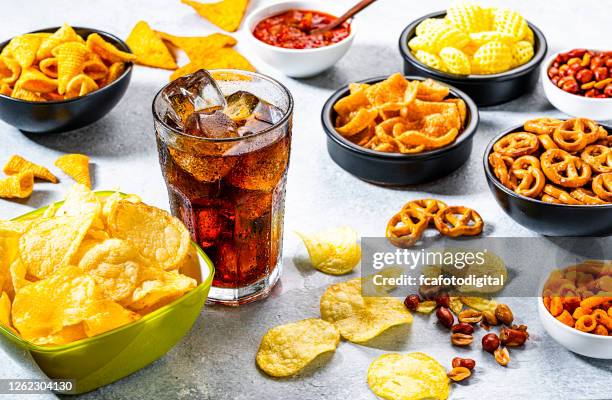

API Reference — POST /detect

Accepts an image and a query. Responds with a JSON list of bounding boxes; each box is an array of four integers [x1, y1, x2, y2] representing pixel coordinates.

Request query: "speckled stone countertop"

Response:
[[0, 0, 611, 399]]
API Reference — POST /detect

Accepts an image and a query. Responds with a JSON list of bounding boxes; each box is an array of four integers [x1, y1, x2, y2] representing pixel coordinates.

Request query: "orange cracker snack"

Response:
[[3, 155, 58, 183], [37, 23, 84, 60], [0, 172, 34, 199], [86, 33, 136, 64], [181, 0, 249, 32], [18, 67, 58, 93], [65, 74, 98, 98], [0, 56, 21, 85], [52, 42, 91, 95], [126, 21, 177, 70], [6, 34, 42, 69], [55, 154, 91, 188]]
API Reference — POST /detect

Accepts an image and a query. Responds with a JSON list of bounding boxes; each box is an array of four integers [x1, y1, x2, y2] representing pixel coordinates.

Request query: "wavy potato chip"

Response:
[[19, 213, 94, 279], [368, 352, 450, 400], [78, 239, 141, 303], [256, 318, 340, 377], [0, 172, 34, 199], [126, 21, 177, 70], [126, 267, 196, 312], [320, 278, 413, 343], [3, 155, 58, 183], [108, 200, 190, 270], [296, 227, 360, 275], [181, 0, 248, 32], [55, 153, 91, 188]]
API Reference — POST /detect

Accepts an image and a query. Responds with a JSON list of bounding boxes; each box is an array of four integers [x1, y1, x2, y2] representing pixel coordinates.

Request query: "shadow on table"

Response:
[[21, 80, 162, 158]]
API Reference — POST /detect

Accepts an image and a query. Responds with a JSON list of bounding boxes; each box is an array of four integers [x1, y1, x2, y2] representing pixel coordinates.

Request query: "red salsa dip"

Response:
[[253, 9, 351, 50]]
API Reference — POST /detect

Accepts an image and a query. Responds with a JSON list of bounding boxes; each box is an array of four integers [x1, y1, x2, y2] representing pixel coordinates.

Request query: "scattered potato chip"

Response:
[[0, 172, 34, 199], [320, 278, 413, 343], [55, 154, 91, 188], [368, 352, 450, 400], [460, 296, 497, 312], [86, 33, 136, 64], [3, 155, 58, 183], [415, 300, 437, 314], [126, 21, 177, 70], [108, 200, 190, 270], [37, 23, 84, 60], [296, 227, 360, 275], [256, 318, 340, 377], [181, 0, 249, 32]]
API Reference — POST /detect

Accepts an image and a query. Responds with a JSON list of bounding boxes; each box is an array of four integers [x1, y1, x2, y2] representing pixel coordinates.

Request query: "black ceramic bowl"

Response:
[[399, 11, 548, 107], [484, 124, 612, 236], [322, 75, 479, 186], [0, 27, 133, 133]]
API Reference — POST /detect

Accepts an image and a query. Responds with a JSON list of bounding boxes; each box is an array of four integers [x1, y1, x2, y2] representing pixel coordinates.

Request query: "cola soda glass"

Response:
[[153, 69, 293, 305]]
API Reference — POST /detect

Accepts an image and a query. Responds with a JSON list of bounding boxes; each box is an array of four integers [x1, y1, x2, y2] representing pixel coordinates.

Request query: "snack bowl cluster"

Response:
[[321, 75, 479, 186], [483, 124, 612, 236], [244, 1, 356, 78], [0, 27, 133, 134], [541, 49, 612, 121], [0, 192, 214, 394], [537, 297, 612, 359], [398, 11, 548, 107]]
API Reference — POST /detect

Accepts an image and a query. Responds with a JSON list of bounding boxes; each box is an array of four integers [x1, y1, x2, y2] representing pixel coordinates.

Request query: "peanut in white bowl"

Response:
[[541, 49, 612, 121], [244, 1, 356, 78]]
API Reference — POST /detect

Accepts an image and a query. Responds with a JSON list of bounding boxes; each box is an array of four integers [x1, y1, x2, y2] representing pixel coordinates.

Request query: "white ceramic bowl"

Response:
[[244, 1, 356, 78], [541, 50, 612, 121], [537, 296, 612, 359]]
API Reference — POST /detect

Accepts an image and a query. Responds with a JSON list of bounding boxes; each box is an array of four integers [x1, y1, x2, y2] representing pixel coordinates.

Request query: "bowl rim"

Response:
[[321, 74, 479, 160], [0, 26, 134, 105], [538, 294, 612, 341], [398, 10, 548, 82], [483, 123, 612, 209], [541, 49, 612, 103], [0, 191, 215, 353], [244, 0, 357, 54]]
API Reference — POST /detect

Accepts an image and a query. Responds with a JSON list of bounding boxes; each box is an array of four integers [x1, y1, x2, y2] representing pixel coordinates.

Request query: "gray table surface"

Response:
[[1, 0, 611, 399]]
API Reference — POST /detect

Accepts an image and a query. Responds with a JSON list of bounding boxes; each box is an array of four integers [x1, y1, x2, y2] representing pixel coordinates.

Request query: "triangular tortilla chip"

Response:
[[126, 21, 177, 70], [55, 154, 91, 188], [170, 48, 255, 80], [3, 155, 58, 183], [157, 31, 236, 62], [181, 0, 249, 32]]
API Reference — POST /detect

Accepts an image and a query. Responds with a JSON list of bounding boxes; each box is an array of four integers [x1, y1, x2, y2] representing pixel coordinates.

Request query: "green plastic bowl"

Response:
[[0, 192, 214, 394]]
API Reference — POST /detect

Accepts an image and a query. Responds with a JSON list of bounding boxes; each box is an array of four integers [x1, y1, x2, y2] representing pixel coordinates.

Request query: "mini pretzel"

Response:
[[592, 173, 612, 202], [543, 184, 582, 205], [386, 208, 429, 248], [512, 167, 545, 198], [402, 199, 447, 221], [488, 152, 514, 188], [581, 145, 612, 173], [493, 132, 539, 157], [541, 149, 592, 188], [524, 118, 563, 135], [538, 134, 558, 151], [541, 194, 562, 204], [570, 188, 607, 205], [434, 206, 483, 237], [553, 118, 599, 152]]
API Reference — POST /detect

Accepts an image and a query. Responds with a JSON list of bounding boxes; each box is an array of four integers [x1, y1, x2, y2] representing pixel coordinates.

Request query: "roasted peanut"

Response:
[[481, 333, 500, 353], [404, 294, 420, 311], [458, 309, 482, 324], [452, 357, 476, 371], [495, 304, 514, 326], [451, 333, 473, 346], [482, 310, 499, 326], [435, 293, 450, 308], [448, 366, 471, 382], [451, 323, 475, 335], [500, 327, 528, 347], [494, 347, 510, 366], [436, 307, 454, 329]]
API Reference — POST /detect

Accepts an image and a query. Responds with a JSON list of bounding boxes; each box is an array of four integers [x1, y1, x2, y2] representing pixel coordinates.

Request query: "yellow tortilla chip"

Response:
[[86, 33, 136, 64], [52, 42, 91, 95], [169, 47, 255, 80], [55, 154, 91, 188], [0, 56, 21, 85], [126, 21, 177, 70], [3, 155, 58, 183], [65, 73, 98, 98], [256, 318, 340, 377], [17, 67, 58, 93], [37, 23, 84, 60], [6, 34, 42, 68], [181, 0, 249, 32], [0, 172, 34, 199], [368, 352, 450, 400], [157, 31, 236, 62], [320, 278, 413, 343]]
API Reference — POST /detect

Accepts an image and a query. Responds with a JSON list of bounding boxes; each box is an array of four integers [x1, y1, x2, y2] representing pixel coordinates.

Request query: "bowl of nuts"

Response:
[[538, 262, 612, 359], [542, 49, 612, 121]]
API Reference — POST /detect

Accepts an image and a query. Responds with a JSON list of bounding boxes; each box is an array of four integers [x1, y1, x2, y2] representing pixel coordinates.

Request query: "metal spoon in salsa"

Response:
[[252, 10, 351, 50]]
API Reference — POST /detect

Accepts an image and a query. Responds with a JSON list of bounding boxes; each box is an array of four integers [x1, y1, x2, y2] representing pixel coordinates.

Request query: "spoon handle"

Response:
[[310, 0, 378, 35]]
